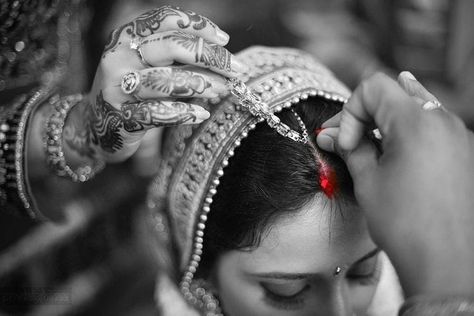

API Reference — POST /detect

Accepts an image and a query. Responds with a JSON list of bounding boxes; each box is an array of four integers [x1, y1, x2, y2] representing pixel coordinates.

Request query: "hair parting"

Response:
[[198, 97, 354, 277], [306, 131, 338, 199]]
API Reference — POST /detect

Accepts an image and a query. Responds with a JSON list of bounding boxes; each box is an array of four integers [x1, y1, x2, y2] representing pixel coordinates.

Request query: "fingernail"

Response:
[[231, 58, 249, 74], [316, 134, 335, 152], [216, 29, 230, 45], [401, 71, 416, 81], [195, 107, 211, 122]]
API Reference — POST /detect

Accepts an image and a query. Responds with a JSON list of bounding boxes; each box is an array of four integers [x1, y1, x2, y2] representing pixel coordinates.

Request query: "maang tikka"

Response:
[[226, 78, 309, 144]]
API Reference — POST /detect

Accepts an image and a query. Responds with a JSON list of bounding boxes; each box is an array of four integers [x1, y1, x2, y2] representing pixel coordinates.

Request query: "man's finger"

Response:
[[338, 73, 421, 152], [344, 137, 378, 183], [321, 112, 342, 128], [317, 127, 340, 154], [397, 71, 439, 106], [317, 127, 378, 180]]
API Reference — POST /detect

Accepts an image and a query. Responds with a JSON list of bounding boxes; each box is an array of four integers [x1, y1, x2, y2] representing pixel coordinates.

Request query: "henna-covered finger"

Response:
[[134, 67, 227, 100], [103, 5, 229, 58], [126, 99, 211, 127], [178, 64, 230, 85], [139, 31, 248, 77], [89, 91, 210, 154]]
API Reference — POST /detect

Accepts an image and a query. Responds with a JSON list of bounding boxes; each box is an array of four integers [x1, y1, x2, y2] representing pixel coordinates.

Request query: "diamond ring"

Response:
[[130, 37, 152, 67]]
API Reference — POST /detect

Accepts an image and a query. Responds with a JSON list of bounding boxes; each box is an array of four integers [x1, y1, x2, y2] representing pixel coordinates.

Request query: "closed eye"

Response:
[[261, 282, 309, 310], [346, 249, 381, 285]]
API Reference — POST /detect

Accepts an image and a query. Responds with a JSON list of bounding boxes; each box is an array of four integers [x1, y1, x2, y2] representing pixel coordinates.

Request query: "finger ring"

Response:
[[130, 37, 152, 67], [121, 71, 141, 96], [422, 100, 443, 111]]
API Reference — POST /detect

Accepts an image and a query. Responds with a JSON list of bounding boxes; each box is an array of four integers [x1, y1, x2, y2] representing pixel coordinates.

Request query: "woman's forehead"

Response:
[[233, 196, 373, 274]]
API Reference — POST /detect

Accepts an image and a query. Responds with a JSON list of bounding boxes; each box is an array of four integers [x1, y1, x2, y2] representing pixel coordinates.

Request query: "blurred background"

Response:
[[0, 0, 473, 315]]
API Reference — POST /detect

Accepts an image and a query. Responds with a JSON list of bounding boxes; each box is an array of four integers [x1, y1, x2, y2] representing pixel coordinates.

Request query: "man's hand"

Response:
[[317, 72, 474, 298]]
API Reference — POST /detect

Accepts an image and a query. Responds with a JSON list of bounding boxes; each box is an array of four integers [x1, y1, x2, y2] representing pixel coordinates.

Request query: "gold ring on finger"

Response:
[[121, 71, 141, 96], [130, 37, 152, 67]]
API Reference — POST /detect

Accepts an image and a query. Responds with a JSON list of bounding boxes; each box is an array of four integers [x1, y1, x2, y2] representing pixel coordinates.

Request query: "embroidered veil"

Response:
[[147, 46, 351, 315]]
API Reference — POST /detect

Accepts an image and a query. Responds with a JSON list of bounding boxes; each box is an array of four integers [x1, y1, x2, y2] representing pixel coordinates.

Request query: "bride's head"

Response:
[[151, 47, 382, 316], [199, 99, 379, 316]]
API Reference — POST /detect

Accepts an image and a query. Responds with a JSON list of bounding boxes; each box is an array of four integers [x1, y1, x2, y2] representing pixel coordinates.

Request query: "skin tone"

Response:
[[213, 195, 382, 316], [317, 72, 474, 299]]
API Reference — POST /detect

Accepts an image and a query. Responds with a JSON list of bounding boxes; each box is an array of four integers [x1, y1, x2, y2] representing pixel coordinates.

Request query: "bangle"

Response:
[[0, 89, 48, 219], [45, 94, 105, 182], [400, 296, 474, 315]]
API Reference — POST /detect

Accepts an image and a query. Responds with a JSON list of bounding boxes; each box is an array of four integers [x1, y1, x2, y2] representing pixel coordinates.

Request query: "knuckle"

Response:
[[369, 72, 389, 85]]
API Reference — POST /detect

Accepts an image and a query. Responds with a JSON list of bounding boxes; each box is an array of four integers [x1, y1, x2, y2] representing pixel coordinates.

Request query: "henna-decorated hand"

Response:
[[64, 5, 246, 163]]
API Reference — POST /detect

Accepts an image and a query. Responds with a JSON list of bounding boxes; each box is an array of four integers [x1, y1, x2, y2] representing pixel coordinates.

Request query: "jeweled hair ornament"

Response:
[[147, 46, 351, 315], [226, 78, 309, 143]]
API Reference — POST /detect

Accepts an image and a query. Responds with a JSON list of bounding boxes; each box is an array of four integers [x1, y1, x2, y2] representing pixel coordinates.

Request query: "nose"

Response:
[[321, 281, 353, 316]]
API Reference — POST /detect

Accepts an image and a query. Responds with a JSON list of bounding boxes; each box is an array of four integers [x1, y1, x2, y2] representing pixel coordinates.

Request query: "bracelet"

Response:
[[45, 94, 105, 182], [0, 90, 48, 219], [400, 296, 474, 315]]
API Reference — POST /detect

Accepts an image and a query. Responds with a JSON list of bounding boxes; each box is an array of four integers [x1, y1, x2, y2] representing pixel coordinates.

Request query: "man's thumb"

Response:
[[317, 127, 378, 181]]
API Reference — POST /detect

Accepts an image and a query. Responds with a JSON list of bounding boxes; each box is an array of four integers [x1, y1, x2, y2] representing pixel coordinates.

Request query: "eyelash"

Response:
[[261, 256, 380, 310], [347, 263, 381, 285], [262, 284, 309, 311]]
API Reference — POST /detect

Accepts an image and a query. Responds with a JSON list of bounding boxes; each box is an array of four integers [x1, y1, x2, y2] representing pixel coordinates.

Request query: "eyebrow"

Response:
[[248, 248, 380, 280], [354, 248, 380, 265]]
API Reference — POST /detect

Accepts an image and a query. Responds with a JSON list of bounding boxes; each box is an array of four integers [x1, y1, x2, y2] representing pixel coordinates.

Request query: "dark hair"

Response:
[[198, 98, 354, 277]]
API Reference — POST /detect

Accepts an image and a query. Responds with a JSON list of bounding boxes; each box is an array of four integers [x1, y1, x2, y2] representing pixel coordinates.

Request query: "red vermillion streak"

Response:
[[311, 127, 337, 198], [317, 153, 338, 199]]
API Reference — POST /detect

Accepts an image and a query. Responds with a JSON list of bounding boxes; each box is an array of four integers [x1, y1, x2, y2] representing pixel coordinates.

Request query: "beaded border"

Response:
[[179, 88, 348, 313]]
